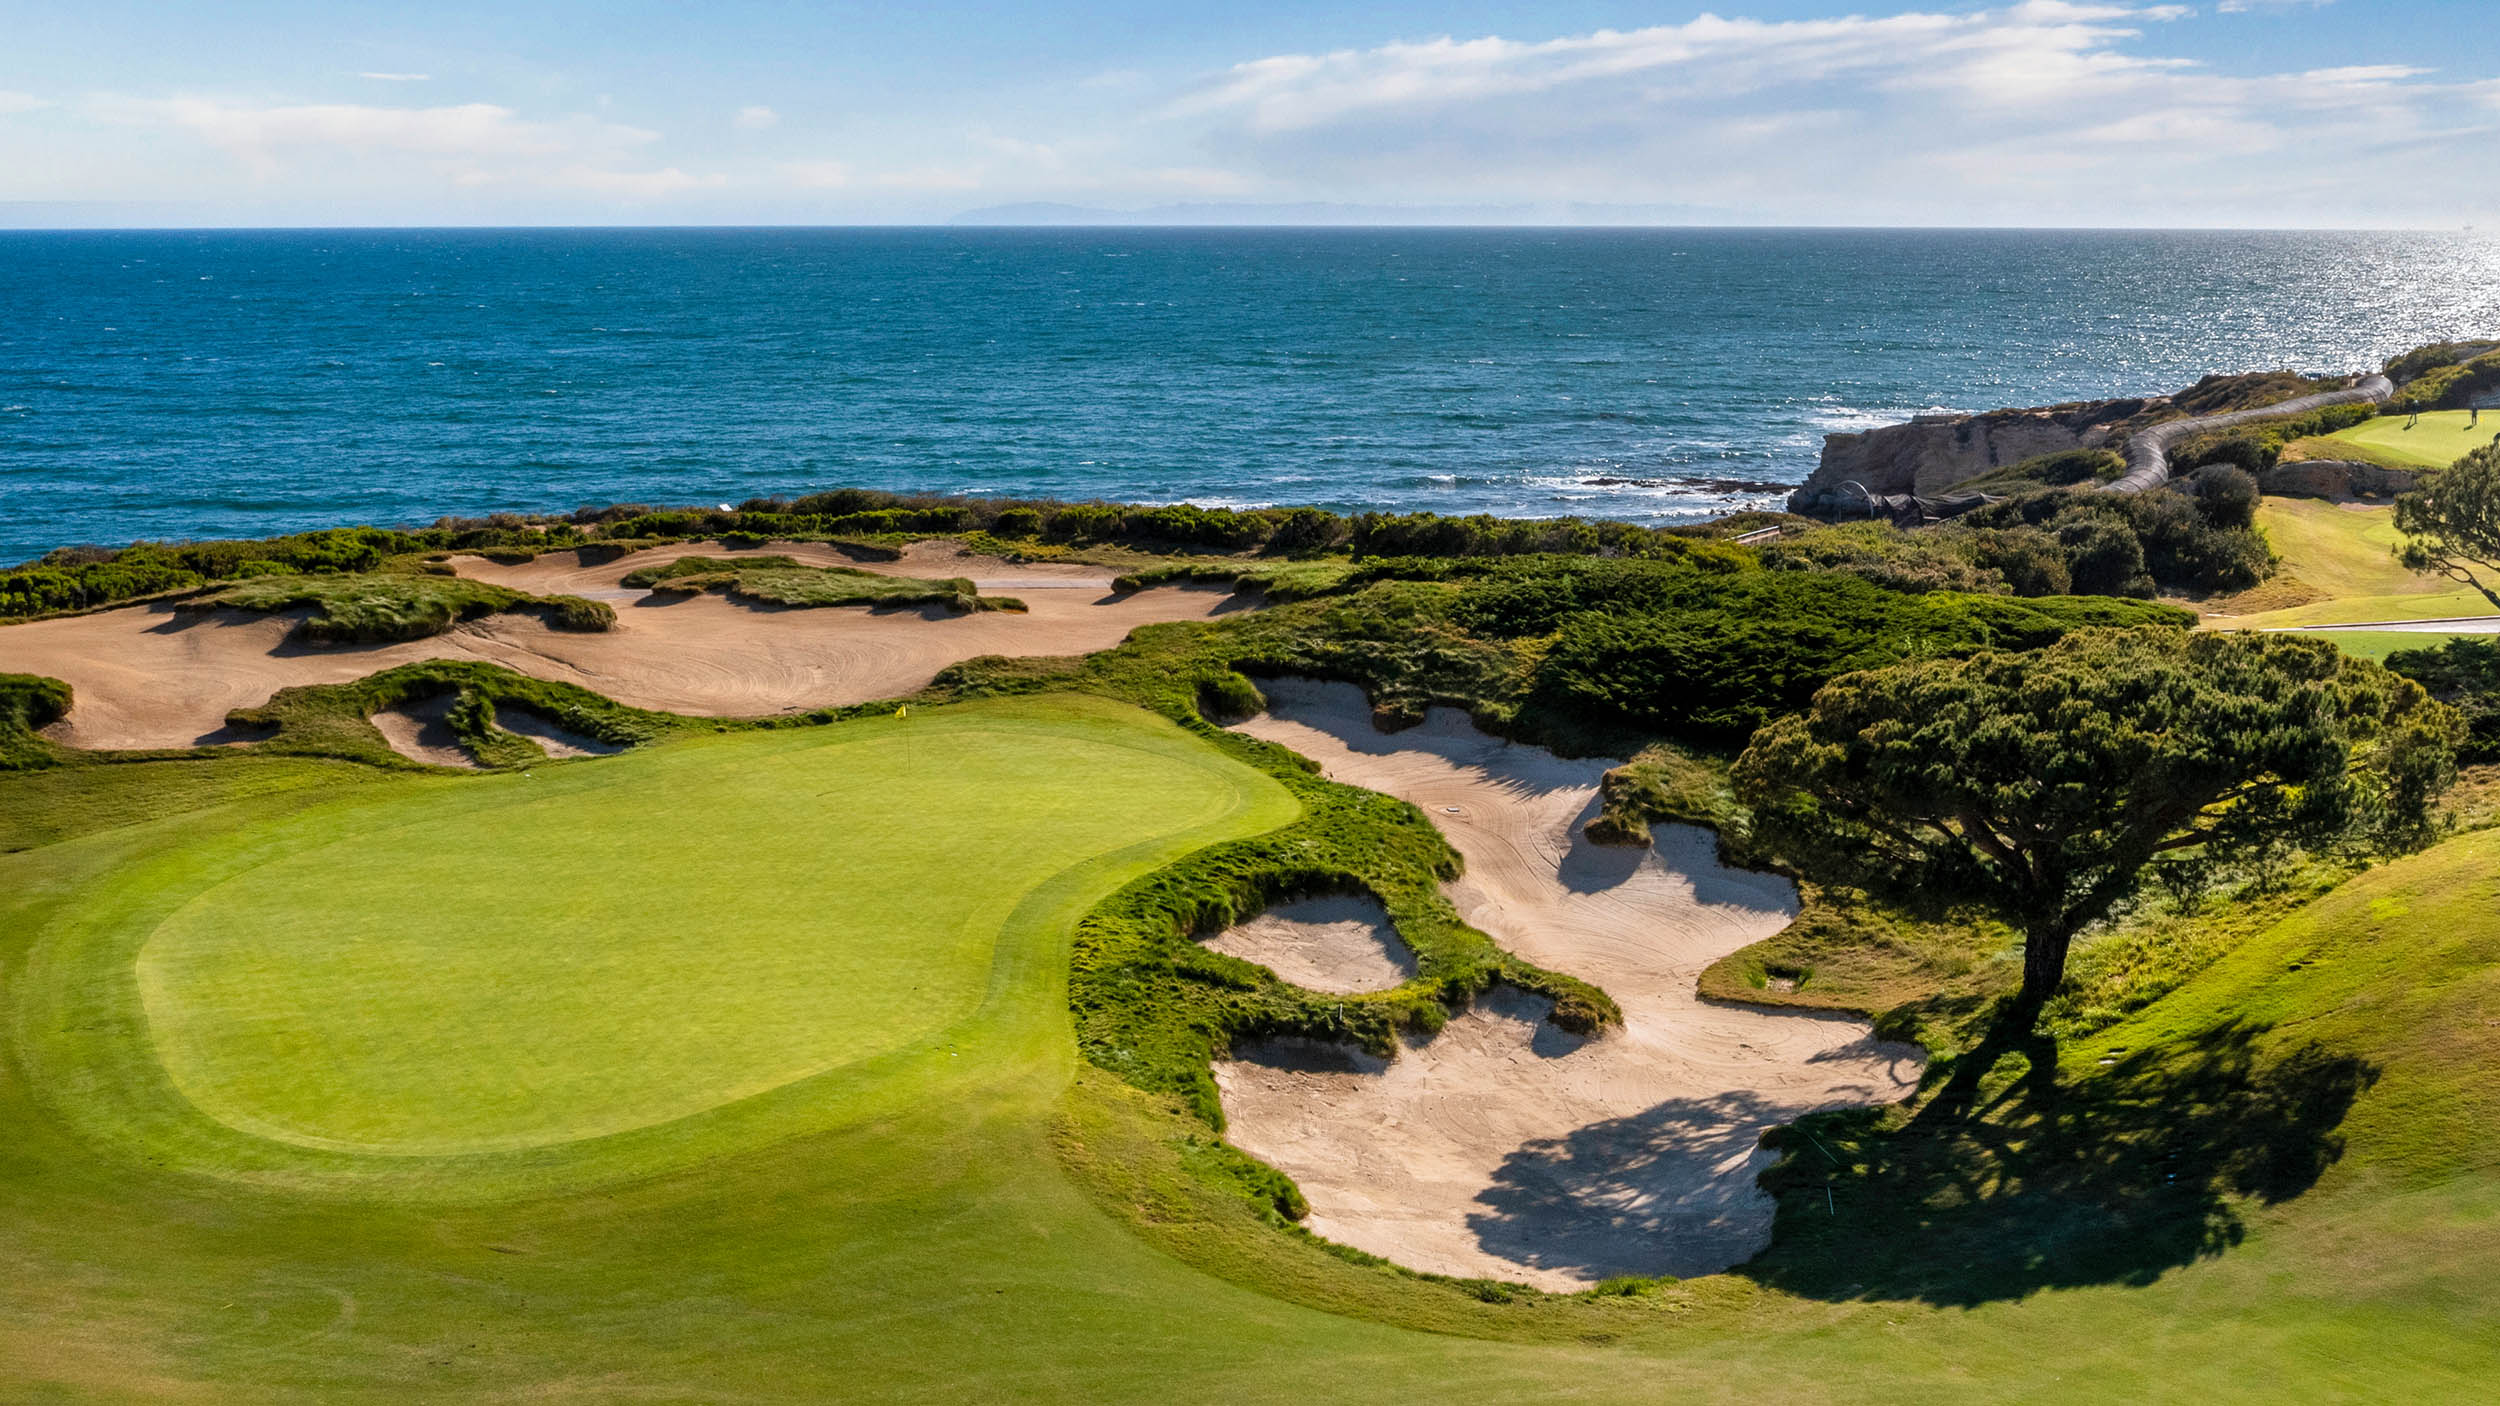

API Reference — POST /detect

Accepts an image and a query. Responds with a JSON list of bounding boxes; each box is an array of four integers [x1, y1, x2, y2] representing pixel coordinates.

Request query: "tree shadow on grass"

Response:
[[1743, 1018, 2377, 1307]]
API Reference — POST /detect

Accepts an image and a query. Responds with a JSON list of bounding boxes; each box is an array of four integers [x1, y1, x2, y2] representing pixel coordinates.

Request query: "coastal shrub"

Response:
[[1961, 486, 2270, 596], [1045, 504, 1126, 541], [2192, 464, 2261, 530], [1525, 575, 2190, 746], [992, 506, 1042, 537], [2170, 402, 2375, 475], [2051, 511, 2152, 597], [2385, 636, 2500, 765], [1760, 522, 2004, 594], [2385, 342, 2500, 409]]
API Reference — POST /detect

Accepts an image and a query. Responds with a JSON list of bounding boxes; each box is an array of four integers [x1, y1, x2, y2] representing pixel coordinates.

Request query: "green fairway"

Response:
[[131, 705, 1266, 1155], [2220, 497, 2494, 630], [7, 691, 2500, 1399], [2324, 409, 2500, 469]]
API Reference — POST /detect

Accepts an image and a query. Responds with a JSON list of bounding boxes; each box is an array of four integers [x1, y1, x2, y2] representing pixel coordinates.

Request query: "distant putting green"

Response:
[[2323, 410, 2500, 469], [23, 694, 1294, 1180]]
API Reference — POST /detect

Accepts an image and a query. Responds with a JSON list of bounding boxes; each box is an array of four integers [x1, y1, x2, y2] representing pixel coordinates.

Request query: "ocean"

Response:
[[2, 227, 2495, 564]]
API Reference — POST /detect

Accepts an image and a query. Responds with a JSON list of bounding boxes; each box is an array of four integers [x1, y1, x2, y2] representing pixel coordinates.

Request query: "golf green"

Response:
[[2325, 410, 2499, 468], [24, 694, 1296, 1175]]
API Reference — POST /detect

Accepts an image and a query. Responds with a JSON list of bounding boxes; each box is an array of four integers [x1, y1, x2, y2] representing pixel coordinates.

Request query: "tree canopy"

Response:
[[2396, 440, 2500, 610], [1734, 628, 2457, 1016]]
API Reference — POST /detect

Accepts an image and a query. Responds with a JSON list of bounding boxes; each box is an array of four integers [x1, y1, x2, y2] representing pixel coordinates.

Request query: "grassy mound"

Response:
[[621, 554, 1020, 612], [200, 572, 615, 642]]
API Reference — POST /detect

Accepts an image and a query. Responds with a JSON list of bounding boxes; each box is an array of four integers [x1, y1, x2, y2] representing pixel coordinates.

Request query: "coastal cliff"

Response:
[[1791, 400, 2150, 512], [1788, 370, 2355, 515]]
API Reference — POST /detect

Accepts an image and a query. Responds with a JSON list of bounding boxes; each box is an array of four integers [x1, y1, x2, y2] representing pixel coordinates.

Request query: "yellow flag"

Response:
[[894, 705, 907, 719]]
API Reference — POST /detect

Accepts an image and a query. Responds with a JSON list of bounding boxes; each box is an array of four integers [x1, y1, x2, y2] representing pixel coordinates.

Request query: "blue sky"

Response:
[[1, 1, 2494, 226]]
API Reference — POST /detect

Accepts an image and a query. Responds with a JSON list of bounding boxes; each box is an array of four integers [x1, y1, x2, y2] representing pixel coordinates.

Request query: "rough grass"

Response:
[[225, 659, 681, 770], [622, 554, 1017, 612], [201, 572, 615, 641]]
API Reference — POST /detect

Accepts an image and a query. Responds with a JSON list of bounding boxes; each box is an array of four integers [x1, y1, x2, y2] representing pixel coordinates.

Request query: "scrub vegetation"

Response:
[[202, 571, 615, 641], [621, 554, 1022, 612]]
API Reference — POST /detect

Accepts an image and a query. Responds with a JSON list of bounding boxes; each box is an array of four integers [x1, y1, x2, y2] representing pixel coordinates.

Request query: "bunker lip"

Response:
[[368, 694, 482, 769], [4, 547, 1237, 751], [1218, 678, 1924, 1292]]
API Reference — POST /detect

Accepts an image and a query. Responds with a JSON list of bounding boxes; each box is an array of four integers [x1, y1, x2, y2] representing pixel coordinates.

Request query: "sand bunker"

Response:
[[1202, 894, 1418, 995], [1217, 678, 1922, 1290], [493, 706, 624, 760], [368, 695, 480, 769], [2, 542, 1237, 751]]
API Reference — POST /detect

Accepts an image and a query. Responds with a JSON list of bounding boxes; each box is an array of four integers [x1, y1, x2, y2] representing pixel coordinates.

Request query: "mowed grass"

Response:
[[6, 696, 2500, 1399], [2323, 409, 2500, 469], [2217, 497, 2493, 630], [130, 702, 1268, 1155]]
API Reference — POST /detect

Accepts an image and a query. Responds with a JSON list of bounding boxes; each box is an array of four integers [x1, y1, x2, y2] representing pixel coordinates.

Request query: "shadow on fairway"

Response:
[[1738, 1017, 2376, 1306]]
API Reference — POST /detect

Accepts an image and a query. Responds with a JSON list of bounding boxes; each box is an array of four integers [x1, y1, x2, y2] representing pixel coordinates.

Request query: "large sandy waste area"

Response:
[[1219, 678, 1923, 1290], [2, 540, 1236, 750]]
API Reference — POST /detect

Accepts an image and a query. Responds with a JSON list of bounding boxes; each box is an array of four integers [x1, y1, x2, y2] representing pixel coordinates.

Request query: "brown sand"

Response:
[[1217, 678, 1923, 1290], [2, 542, 1238, 751], [367, 695, 479, 769], [1202, 894, 1418, 995]]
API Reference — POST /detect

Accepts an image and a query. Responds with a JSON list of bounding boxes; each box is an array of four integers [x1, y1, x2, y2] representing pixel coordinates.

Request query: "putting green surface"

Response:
[[2324, 410, 2500, 469], [133, 702, 1267, 1154]]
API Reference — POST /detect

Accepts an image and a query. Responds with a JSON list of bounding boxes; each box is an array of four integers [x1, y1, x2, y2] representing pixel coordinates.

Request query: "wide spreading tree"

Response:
[[2396, 440, 2500, 608], [1734, 627, 2457, 1020]]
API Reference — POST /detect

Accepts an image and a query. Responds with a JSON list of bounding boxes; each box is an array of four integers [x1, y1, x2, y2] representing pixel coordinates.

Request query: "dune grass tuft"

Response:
[[201, 572, 615, 642]]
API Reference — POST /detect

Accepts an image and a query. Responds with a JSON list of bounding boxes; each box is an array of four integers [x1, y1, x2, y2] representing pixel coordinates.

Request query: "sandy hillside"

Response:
[[1220, 678, 1923, 1291], [1, 541, 1237, 751]]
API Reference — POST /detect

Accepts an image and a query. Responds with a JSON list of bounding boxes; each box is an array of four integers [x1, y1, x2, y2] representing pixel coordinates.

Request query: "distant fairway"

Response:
[[132, 700, 1274, 1155], [2324, 409, 2500, 468]]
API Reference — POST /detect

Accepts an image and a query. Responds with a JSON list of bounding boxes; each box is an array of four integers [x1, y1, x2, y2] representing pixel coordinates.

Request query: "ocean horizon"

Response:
[[4, 225, 2495, 563]]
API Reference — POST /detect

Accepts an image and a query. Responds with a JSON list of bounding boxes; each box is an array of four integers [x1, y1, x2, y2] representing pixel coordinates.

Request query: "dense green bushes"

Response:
[[1528, 575, 2189, 745], [2385, 637, 2500, 763], [1955, 483, 2272, 596]]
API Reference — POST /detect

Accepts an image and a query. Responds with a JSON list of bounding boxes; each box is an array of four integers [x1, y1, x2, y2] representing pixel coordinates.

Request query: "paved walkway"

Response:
[[2105, 374, 2395, 494]]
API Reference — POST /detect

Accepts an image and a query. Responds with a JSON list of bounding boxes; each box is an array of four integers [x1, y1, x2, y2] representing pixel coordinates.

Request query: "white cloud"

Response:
[[734, 105, 778, 130], [0, 91, 49, 115], [1163, 2, 2500, 225], [358, 72, 431, 82]]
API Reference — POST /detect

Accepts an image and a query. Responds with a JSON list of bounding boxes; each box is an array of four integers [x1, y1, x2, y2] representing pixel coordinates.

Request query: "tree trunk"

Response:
[[2014, 924, 2075, 1018]]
